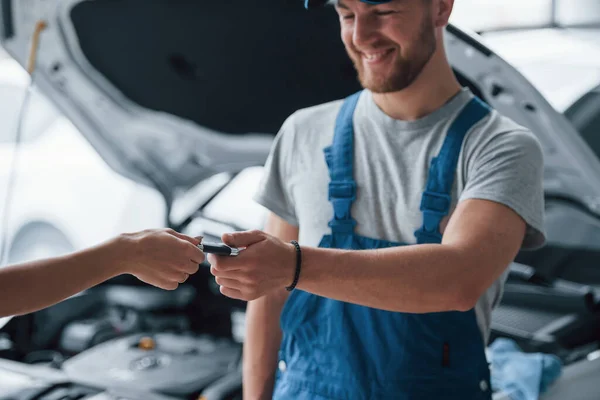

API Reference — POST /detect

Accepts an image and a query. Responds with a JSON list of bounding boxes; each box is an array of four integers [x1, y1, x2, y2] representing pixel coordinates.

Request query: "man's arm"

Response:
[[238, 213, 298, 400], [296, 198, 525, 312], [211, 198, 526, 313], [0, 229, 204, 318]]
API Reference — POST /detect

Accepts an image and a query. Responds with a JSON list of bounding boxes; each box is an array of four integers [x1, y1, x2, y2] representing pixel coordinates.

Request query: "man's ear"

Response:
[[432, 0, 454, 28]]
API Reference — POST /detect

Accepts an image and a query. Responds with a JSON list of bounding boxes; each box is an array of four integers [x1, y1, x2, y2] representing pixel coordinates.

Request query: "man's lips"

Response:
[[360, 48, 395, 65]]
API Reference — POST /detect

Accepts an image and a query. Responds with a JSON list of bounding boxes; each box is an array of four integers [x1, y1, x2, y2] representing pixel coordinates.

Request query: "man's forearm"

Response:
[[243, 289, 288, 400], [0, 237, 125, 317], [296, 244, 498, 313]]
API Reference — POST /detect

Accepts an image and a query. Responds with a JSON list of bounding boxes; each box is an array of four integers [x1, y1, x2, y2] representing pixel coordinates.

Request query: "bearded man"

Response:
[[209, 1, 546, 399]]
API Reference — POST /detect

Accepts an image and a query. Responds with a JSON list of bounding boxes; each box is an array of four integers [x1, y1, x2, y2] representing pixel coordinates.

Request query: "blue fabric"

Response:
[[415, 96, 491, 244], [274, 90, 493, 399], [305, 0, 393, 9], [489, 338, 563, 400], [324, 91, 361, 237]]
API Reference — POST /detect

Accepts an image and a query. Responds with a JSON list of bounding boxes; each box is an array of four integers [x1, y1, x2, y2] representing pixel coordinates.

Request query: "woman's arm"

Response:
[[0, 228, 205, 317]]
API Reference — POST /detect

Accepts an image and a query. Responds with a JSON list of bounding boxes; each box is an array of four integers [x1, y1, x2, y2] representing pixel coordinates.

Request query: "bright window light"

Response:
[[450, 0, 553, 32], [555, 0, 600, 26]]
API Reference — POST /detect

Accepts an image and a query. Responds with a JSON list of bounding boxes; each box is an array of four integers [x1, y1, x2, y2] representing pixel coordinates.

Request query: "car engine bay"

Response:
[[0, 279, 245, 400]]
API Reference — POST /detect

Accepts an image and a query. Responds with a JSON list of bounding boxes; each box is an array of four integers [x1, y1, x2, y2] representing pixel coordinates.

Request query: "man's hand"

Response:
[[118, 228, 205, 290], [208, 230, 296, 301]]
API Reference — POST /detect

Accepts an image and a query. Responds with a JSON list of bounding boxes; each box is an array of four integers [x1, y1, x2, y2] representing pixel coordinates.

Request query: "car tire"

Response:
[[7, 223, 74, 264]]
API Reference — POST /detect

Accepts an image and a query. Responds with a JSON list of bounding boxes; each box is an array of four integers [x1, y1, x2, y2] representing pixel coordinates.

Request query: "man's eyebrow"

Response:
[[334, 0, 400, 9], [334, 0, 350, 10]]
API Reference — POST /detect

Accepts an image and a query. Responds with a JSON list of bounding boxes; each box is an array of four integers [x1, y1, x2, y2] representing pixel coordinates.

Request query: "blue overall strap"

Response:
[[325, 91, 362, 235], [415, 96, 491, 244]]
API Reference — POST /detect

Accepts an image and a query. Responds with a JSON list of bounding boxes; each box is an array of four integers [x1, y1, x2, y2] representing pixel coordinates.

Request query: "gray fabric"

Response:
[[253, 88, 546, 343]]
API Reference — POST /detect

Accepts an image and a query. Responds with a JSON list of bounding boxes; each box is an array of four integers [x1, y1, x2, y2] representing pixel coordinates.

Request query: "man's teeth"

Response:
[[363, 50, 390, 61]]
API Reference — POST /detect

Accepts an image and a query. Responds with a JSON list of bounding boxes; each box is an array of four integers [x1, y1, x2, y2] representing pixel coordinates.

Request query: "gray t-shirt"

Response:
[[253, 88, 545, 343]]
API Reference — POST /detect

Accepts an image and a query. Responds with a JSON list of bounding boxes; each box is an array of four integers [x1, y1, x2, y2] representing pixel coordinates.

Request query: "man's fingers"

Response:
[[214, 277, 242, 289], [206, 254, 241, 271], [222, 230, 265, 248], [219, 285, 244, 300], [209, 264, 240, 279]]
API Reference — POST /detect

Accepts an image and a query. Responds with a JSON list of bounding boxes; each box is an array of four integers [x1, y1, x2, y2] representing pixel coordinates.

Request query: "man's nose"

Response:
[[352, 15, 380, 48]]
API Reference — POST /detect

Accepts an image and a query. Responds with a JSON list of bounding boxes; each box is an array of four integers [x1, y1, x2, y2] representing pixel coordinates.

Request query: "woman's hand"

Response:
[[118, 228, 205, 290]]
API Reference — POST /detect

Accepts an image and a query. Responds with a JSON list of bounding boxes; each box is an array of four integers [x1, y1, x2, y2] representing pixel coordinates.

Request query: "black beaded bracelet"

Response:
[[286, 240, 302, 291]]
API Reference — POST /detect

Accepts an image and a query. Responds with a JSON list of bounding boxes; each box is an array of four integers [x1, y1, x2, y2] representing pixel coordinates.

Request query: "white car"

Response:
[[451, 0, 600, 135], [480, 28, 600, 114], [0, 56, 165, 265], [477, 28, 600, 180]]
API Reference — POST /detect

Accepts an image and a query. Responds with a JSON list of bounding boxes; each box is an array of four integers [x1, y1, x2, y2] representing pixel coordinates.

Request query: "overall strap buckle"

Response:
[[324, 91, 364, 237], [414, 97, 491, 245], [414, 191, 451, 244], [420, 190, 451, 216], [328, 219, 357, 234], [329, 181, 357, 201], [328, 181, 357, 233]]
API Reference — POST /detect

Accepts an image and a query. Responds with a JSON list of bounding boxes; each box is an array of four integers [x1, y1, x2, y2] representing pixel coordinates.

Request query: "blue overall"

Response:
[[273, 91, 493, 400]]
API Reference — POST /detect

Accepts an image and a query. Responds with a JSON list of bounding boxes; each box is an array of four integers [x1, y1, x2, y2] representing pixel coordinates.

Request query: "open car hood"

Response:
[[481, 27, 600, 113], [2, 0, 600, 215]]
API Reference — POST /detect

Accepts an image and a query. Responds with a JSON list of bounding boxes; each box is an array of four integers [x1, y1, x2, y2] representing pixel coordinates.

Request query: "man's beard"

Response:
[[347, 17, 437, 93]]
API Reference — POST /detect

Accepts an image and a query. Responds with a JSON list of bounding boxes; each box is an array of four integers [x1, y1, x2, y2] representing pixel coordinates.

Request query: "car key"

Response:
[[198, 242, 241, 256]]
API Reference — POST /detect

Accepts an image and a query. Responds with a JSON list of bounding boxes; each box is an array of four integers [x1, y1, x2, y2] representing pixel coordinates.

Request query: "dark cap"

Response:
[[305, 0, 393, 9]]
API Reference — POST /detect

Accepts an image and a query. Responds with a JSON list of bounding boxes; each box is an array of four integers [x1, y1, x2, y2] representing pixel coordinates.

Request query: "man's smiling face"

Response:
[[335, 0, 438, 93]]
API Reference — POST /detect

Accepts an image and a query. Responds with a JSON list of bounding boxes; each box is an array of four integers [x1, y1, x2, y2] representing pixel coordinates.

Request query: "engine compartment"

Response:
[[62, 332, 240, 396], [0, 283, 243, 399]]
